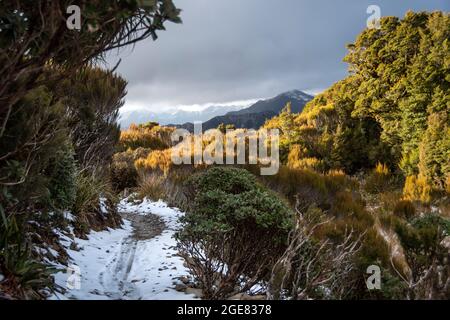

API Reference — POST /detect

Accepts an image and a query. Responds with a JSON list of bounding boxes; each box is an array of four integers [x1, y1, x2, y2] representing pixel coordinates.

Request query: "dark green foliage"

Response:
[[176, 167, 294, 299], [395, 214, 450, 299], [45, 143, 77, 210], [0, 68, 128, 298], [265, 12, 449, 193], [180, 167, 294, 247], [0, 216, 56, 299], [58, 68, 126, 172], [0, 0, 181, 124], [0, 0, 182, 299], [396, 215, 450, 252]]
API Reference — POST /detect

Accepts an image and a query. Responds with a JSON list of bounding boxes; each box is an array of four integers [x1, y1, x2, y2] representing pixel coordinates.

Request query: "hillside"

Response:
[[174, 90, 313, 131], [119, 104, 244, 129]]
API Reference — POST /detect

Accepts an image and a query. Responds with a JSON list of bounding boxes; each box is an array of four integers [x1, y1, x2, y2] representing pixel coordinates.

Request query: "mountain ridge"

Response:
[[172, 90, 313, 131]]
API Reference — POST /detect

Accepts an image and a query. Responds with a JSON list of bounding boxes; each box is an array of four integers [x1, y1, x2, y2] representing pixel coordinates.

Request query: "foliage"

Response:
[[394, 214, 450, 299], [45, 143, 77, 210], [268, 204, 362, 300], [71, 171, 120, 236], [365, 163, 393, 194], [135, 149, 173, 176], [111, 148, 151, 190], [176, 167, 294, 299], [0, 217, 56, 299], [58, 68, 126, 172], [393, 200, 416, 220], [118, 123, 174, 152], [403, 174, 432, 203], [0, 0, 181, 130], [264, 12, 449, 197]]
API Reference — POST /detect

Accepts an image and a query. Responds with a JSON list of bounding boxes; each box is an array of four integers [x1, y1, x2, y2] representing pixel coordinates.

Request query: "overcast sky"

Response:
[[107, 0, 449, 113]]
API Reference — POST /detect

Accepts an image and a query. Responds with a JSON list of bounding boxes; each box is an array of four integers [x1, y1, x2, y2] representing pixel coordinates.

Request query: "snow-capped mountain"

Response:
[[119, 90, 314, 130], [119, 105, 245, 129]]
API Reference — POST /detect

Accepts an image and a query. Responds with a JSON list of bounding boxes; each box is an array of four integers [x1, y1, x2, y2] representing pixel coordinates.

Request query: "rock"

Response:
[[175, 283, 187, 292], [179, 276, 190, 284], [69, 242, 79, 251], [440, 236, 450, 252], [185, 287, 203, 298]]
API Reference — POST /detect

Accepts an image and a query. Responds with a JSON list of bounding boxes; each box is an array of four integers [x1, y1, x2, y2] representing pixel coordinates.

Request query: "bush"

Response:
[[0, 216, 55, 299], [111, 148, 151, 191], [393, 200, 416, 220], [71, 172, 120, 237], [394, 215, 450, 299], [135, 149, 173, 176], [176, 167, 294, 299], [45, 143, 77, 210], [117, 123, 174, 152], [446, 175, 450, 195], [403, 174, 432, 203], [365, 163, 392, 194]]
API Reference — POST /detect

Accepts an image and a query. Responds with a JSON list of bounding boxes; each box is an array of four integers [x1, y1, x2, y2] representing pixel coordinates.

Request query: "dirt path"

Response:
[[121, 212, 166, 240], [98, 212, 168, 299], [51, 198, 197, 300]]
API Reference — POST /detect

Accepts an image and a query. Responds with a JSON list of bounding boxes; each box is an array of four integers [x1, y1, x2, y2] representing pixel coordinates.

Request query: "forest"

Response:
[[0, 2, 449, 301]]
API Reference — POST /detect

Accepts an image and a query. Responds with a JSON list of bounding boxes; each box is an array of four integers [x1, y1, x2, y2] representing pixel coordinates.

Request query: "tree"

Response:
[[0, 0, 181, 139], [176, 167, 294, 299]]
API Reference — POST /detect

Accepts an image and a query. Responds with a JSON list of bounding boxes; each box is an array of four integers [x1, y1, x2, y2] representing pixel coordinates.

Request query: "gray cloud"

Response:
[[107, 0, 449, 112]]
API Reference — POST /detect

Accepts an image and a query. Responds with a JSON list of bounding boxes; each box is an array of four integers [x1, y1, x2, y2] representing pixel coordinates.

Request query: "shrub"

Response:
[[111, 151, 138, 191], [394, 215, 450, 299], [403, 174, 432, 204], [176, 167, 294, 299], [0, 216, 55, 299], [45, 143, 77, 210], [117, 123, 174, 152], [287, 145, 325, 171], [365, 163, 392, 194], [135, 149, 173, 176], [71, 172, 120, 237], [393, 200, 416, 220], [446, 175, 450, 195], [268, 204, 363, 300]]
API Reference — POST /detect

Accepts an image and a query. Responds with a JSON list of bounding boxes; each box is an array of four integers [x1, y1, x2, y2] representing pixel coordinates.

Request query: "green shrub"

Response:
[[45, 143, 77, 210], [394, 214, 450, 299], [176, 167, 294, 299], [0, 216, 55, 299]]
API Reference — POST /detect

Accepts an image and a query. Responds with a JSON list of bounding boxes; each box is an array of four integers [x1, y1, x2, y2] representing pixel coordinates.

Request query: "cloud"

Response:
[[107, 0, 449, 112]]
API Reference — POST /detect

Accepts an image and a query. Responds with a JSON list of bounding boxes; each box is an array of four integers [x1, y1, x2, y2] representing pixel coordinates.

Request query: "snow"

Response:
[[99, 197, 108, 215], [50, 197, 197, 300]]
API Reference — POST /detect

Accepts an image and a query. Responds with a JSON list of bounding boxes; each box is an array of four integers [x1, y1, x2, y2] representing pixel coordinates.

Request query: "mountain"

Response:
[[176, 90, 313, 132], [119, 104, 244, 129], [230, 90, 313, 115]]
